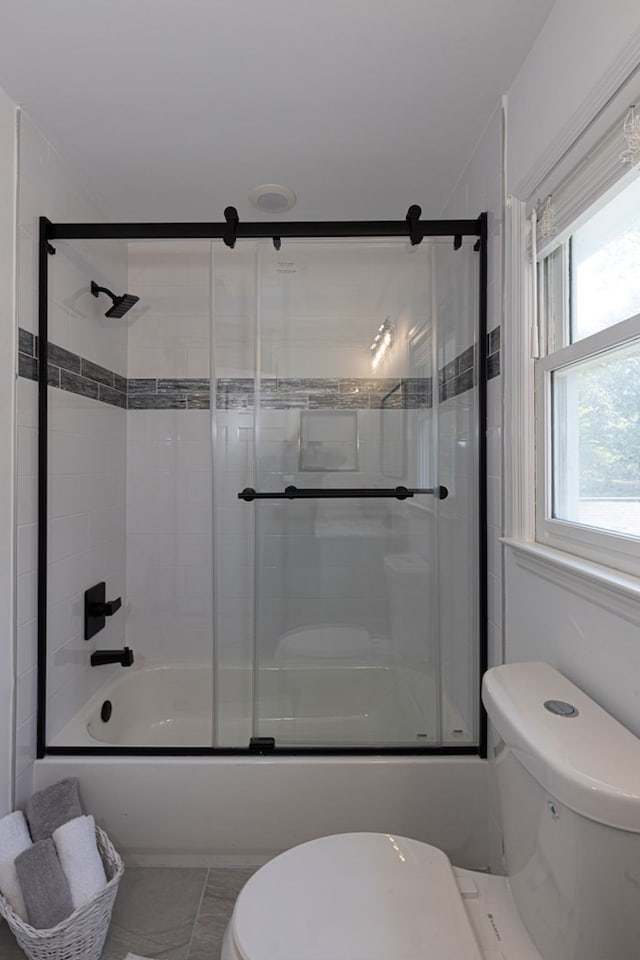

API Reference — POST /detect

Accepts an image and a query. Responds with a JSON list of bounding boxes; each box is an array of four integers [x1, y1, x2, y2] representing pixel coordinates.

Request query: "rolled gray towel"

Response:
[[15, 839, 74, 929], [25, 779, 82, 842]]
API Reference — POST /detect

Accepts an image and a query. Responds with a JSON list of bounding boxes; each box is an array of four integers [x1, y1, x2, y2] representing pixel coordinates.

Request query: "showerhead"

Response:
[[91, 281, 140, 318]]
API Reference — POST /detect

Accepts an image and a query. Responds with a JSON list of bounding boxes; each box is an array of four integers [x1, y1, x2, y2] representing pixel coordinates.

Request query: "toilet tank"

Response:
[[483, 662, 640, 960]]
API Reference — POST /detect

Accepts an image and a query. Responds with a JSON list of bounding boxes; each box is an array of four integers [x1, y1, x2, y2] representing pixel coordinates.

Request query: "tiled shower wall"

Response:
[[119, 239, 495, 744], [15, 113, 127, 803], [125, 242, 213, 662]]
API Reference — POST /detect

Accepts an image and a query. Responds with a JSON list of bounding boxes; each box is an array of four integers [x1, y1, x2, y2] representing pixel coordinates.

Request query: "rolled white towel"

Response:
[[52, 814, 107, 909], [0, 860, 28, 919], [0, 811, 32, 918], [0, 811, 32, 861]]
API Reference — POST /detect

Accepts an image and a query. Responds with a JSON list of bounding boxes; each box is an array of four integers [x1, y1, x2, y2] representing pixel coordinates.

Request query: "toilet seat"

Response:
[[226, 832, 484, 960]]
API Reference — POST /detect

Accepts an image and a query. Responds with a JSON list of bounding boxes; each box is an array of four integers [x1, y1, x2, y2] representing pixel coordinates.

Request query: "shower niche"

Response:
[[37, 214, 486, 757]]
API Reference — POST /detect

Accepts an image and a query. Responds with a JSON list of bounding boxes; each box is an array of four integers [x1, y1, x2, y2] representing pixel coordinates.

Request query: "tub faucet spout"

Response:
[[91, 647, 134, 667]]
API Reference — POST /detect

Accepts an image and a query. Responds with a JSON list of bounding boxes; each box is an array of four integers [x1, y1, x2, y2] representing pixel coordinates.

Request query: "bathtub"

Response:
[[37, 659, 489, 868], [54, 658, 473, 749]]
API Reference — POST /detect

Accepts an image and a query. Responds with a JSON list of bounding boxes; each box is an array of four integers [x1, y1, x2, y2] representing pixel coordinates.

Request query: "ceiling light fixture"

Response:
[[250, 184, 296, 213], [370, 318, 394, 371]]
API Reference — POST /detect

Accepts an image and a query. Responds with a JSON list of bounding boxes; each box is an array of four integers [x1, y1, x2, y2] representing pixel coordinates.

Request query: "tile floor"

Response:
[[0, 867, 255, 960]]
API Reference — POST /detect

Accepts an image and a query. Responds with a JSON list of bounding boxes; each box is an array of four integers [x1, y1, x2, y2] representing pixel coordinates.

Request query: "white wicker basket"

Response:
[[0, 825, 124, 960]]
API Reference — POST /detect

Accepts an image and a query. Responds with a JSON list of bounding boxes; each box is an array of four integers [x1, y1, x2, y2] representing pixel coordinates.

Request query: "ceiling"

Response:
[[0, 0, 554, 223]]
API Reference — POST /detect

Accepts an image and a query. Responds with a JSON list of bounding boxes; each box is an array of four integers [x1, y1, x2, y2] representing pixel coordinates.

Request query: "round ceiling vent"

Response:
[[250, 184, 296, 213]]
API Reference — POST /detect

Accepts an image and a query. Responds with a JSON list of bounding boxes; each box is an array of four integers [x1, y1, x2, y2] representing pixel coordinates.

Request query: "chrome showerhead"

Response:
[[91, 281, 140, 318]]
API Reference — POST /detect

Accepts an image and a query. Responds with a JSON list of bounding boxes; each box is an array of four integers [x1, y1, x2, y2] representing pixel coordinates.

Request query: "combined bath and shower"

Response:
[[91, 281, 139, 318]]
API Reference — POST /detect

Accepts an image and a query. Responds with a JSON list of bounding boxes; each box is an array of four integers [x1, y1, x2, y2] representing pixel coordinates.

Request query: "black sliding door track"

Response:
[[37, 211, 488, 759]]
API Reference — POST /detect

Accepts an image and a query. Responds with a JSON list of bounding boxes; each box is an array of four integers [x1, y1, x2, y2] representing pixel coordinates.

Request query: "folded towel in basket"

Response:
[[0, 811, 33, 918], [53, 814, 107, 909], [15, 838, 74, 929], [25, 778, 83, 842], [0, 811, 32, 860], [0, 860, 28, 919]]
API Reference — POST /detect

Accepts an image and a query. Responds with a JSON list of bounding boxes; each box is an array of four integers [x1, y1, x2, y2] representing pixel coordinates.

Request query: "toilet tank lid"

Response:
[[483, 662, 640, 832]]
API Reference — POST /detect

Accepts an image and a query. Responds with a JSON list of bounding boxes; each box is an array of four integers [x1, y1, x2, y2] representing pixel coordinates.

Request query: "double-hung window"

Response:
[[536, 172, 640, 577]]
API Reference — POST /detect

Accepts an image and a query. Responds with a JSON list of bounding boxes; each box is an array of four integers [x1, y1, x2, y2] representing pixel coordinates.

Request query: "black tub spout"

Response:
[[91, 647, 134, 667]]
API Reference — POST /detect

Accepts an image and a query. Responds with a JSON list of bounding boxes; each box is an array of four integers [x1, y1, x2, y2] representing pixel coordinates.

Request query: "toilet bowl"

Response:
[[221, 662, 640, 960]]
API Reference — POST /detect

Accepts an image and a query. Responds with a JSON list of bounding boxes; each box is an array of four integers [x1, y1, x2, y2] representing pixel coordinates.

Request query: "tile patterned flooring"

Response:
[[0, 867, 255, 960]]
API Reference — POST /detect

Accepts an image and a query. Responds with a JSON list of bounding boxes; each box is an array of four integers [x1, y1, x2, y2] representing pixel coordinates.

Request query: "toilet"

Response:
[[221, 661, 640, 960], [274, 553, 430, 663]]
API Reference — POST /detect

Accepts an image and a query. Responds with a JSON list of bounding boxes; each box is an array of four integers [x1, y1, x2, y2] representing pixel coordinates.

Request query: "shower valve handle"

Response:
[[89, 596, 122, 617]]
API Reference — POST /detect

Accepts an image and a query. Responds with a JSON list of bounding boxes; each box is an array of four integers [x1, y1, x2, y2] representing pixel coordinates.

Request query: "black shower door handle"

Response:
[[238, 485, 448, 501]]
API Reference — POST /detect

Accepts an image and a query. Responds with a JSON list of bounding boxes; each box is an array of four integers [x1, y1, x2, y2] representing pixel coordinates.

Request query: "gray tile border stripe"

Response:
[[81, 357, 115, 388], [18, 353, 38, 381], [127, 393, 187, 410], [48, 342, 81, 374], [60, 368, 99, 399], [18, 328, 35, 357], [17, 324, 500, 408], [128, 378, 157, 395]]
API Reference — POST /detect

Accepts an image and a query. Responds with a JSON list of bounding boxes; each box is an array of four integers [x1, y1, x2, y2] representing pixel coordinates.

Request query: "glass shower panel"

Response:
[[48, 238, 216, 749], [211, 242, 258, 748], [250, 239, 442, 748], [432, 238, 479, 746]]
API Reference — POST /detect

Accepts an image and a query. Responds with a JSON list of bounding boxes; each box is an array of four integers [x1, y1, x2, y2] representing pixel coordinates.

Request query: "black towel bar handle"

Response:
[[237, 485, 448, 502]]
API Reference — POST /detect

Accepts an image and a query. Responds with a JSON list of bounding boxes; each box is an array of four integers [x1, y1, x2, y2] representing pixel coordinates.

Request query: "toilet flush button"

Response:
[[544, 699, 579, 717]]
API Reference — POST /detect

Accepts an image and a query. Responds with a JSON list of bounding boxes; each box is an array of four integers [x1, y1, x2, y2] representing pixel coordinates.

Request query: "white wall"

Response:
[[15, 112, 127, 798], [502, 1, 640, 740], [508, 0, 640, 196], [0, 86, 17, 816]]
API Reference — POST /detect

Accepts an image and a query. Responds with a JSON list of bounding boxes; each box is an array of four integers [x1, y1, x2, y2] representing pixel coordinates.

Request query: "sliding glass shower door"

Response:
[[251, 240, 440, 748], [212, 236, 479, 750]]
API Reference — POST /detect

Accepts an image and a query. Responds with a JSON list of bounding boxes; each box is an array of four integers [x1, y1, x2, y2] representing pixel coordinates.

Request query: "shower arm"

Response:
[[238, 485, 448, 501]]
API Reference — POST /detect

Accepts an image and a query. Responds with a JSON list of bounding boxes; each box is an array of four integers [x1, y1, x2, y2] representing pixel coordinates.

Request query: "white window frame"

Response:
[[535, 208, 640, 578]]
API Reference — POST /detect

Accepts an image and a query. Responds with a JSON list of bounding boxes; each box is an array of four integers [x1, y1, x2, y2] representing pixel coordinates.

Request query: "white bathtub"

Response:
[[38, 659, 489, 868], [54, 658, 473, 749]]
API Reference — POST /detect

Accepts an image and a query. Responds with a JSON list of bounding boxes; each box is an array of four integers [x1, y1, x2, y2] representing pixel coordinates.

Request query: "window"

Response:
[[536, 173, 640, 576]]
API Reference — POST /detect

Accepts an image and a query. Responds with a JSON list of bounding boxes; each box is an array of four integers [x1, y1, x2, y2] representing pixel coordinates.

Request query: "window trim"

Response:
[[535, 309, 640, 577]]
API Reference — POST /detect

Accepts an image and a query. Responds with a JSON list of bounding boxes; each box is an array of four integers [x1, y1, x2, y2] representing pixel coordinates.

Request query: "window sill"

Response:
[[501, 538, 640, 626]]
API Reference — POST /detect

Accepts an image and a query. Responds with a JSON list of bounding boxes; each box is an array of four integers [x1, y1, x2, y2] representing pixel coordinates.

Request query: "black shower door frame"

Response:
[[37, 211, 488, 759]]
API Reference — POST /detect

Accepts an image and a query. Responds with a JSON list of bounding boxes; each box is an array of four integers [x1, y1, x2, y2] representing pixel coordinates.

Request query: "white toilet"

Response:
[[273, 553, 430, 663], [221, 661, 640, 960]]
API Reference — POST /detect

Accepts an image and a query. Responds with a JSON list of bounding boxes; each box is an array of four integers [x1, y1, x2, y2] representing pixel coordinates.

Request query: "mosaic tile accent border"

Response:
[[439, 344, 475, 403], [214, 377, 432, 411], [17, 325, 500, 409], [128, 378, 211, 410], [487, 324, 500, 380], [18, 330, 127, 409]]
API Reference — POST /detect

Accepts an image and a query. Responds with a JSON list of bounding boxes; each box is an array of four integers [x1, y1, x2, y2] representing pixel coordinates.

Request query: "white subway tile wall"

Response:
[[15, 113, 128, 794], [125, 243, 213, 666]]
